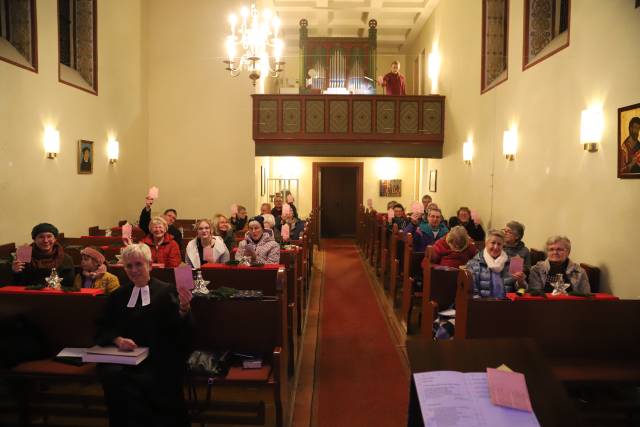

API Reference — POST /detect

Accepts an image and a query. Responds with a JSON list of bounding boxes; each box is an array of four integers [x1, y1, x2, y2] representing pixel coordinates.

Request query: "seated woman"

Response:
[[528, 236, 590, 294], [230, 205, 248, 232], [213, 214, 236, 251], [11, 223, 74, 287], [72, 247, 120, 294], [430, 226, 478, 268], [141, 216, 181, 268], [185, 219, 230, 268], [280, 213, 305, 241], [448, 207, 485, 241], [262, 214, 282, 243], [235, 216, 280, 264], [503, 221, 531, 271], [95, 243, 192, 427], [465, 229, 526, 298]]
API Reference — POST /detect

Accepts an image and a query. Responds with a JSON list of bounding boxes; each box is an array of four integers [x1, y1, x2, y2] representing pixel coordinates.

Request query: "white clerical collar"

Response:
[[127, 285, 151, 308]]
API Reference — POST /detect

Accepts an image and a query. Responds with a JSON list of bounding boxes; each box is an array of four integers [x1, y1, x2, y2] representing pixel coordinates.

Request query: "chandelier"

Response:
[[224, 2, 285, 86]]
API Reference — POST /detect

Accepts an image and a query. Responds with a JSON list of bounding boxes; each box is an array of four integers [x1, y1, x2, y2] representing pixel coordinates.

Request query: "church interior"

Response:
[[1, 0, 640, 426]]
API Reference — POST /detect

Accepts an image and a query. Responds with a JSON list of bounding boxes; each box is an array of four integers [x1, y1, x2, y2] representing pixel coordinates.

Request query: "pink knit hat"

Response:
[[81, 247, 105, 265]]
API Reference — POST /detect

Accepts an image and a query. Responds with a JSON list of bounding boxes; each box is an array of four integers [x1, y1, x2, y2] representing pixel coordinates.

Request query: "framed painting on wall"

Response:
[[618, 102, 640, 179], [77, 140, 93, 174], [379, 179, 401, 197], [429, 169, 438, 192]]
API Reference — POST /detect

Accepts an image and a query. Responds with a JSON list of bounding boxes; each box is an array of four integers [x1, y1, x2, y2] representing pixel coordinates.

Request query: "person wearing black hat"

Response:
[[235, 216, 280, 264], [11, 223, 75, 287]]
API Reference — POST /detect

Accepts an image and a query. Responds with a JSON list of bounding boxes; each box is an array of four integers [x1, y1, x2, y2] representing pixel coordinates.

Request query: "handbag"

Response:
[[186, 350, 230, 377]]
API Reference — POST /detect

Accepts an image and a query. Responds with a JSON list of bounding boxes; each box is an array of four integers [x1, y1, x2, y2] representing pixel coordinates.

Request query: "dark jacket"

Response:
[[448, 217, 486, 242], [139, 207, 183, 248], [12, 243, 75, 287], [504, 240, 531, 271]]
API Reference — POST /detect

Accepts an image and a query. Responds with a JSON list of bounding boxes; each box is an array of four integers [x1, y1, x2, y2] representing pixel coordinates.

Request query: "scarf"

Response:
[[483, 248, 509, 273], [31, 242, 66, 269], [82, 264, 107, 280]]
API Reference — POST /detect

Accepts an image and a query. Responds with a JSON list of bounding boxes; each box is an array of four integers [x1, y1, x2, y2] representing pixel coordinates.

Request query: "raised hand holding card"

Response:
[[147, 186, 159, 200], [509, 256, 524, 274], [122, 223, 132, 240], [174, 265, 194, 291]]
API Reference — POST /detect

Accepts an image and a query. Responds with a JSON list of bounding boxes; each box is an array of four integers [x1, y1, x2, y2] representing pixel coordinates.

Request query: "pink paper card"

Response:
[[16, 245, 32, 263], [470, 209, 481, 223], [203, 246, 214, 263], [230, 204, 238, 215], [122, 223, 132, 240], [366, 198, 373, 208], [282, 203, 291, 217], [486, 367, 533, 412], [509, 256, 524, 274], [174, 265, 194, 291], [281, 224, 290, 241], [411, 201, 423, 214], [147, 186, 159, 199], [387, 208, 394, 223], [286, 194, 294, 204]]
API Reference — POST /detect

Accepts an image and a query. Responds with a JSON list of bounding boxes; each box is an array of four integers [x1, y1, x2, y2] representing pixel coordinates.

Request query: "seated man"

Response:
[[404, 208, 448, 252], [72, 247, 120, 294], [230, 205, 249, 232], [421, 194, 432, 211], [260, 203, 272, 216], [528, 236, 590, 294], [388, 203, 410, 231], [139, 196, 183, 248], [12, 223, 75, 287], [271, 195, 298, 219]]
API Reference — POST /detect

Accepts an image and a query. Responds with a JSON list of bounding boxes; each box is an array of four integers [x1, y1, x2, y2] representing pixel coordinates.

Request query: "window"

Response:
[[0, 0, 37, 72], [58, 0, 97, 94], [523, 0, 570, 70], [481, 0, 509, 93]]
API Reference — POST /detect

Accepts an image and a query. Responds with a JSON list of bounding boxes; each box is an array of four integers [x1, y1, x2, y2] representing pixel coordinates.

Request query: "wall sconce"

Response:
[[43, 127, 60, 159], [427, 49, 441, 95], [462, 139, 474, 165], [580, 108, 603, 152], [107, 138, 119, 164], [503, 129, 517, 161], [375, 157, 399, 179]]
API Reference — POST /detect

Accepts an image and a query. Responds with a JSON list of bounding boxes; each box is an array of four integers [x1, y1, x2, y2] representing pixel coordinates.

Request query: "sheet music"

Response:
[[413, 371, 540, 427]]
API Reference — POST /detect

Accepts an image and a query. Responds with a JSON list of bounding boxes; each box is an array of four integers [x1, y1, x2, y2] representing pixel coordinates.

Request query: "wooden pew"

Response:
[[454, 284, 640, 384], [528, 249, 601, 293], [388, 225, 403, 305], [0, 242, 16, 284]]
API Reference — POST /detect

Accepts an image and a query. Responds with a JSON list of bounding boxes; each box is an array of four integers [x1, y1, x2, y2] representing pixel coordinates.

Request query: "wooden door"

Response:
[[320, 167, 358, 238]]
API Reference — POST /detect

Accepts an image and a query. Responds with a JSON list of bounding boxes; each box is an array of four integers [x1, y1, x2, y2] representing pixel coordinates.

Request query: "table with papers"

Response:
[[406, 337, 578, 427]]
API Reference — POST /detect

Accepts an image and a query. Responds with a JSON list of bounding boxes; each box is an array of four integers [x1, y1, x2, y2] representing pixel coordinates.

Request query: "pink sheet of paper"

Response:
[[387, 208, 394, 223], [174, 265, 194, 291], [286, 194, 294, 204], [281, 224, 290, 241], [509, 256, 524, 274], [16, 245, 32, 263], [486, 368, 533, 412], [366, 198, 373, 208], [282, 203, 291, 217], [470, 209, 481, 223], [147, 186, 159, 199], [203, 246, 214, 263], [122, 223, 132, 240], [411, 201, 423, 214], [230, 204, 238, 215]]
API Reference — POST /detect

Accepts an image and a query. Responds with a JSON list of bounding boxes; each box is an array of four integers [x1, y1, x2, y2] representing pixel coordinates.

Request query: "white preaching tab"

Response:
[[127, 286, 151, 308], [413, 371, 540, 427]]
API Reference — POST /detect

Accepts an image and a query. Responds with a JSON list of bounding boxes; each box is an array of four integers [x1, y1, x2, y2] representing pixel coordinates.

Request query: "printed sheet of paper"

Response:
[[413, 371, 540, 427], [281, 224, 290, 241], [147, 186, 159, 199], [487, 368, 533, 412], [282, 203, 291, 217], [509, 256, 524, 274], [121, 223, 132, 240], [16, 245, 33, 263], [174, 265, 194, 291]]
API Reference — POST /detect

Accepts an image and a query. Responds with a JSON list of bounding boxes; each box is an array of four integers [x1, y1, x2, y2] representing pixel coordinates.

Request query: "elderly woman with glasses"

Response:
[[466, 229, 526, 298], [528, 236, 590, 294], [140, 216, 181, 268], [95, 244, 192, 427], [503, 220, 531, 271]]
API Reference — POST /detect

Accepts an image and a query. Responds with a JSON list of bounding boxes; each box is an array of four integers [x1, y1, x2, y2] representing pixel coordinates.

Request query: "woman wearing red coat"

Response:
[[429, 225, 478, 268], [141, 216, 182, 268]]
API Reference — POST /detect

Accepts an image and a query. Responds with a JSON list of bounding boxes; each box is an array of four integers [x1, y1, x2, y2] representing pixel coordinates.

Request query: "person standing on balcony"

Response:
[[377, 60, 406, 96]]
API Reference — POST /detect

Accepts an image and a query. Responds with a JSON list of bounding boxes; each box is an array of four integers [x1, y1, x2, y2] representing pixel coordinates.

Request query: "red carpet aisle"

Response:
[[313, 240, 408, 427]]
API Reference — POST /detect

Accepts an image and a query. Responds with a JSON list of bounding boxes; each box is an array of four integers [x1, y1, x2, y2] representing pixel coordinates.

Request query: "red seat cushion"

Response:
[[12, 359, 96, 376], [225, 364, 272, 381]]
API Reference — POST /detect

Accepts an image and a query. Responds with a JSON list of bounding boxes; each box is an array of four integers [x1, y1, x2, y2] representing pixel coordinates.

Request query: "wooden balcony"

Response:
[[252, 94, 445, 158]]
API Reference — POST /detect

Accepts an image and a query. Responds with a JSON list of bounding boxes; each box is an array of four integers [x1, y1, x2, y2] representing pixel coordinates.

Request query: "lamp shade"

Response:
[[44, 127, 60, 158], [107, 138, 119, 162], [463, 140, 474, 163], [580, 109, 603, 144], [503, 129, 517, 160]]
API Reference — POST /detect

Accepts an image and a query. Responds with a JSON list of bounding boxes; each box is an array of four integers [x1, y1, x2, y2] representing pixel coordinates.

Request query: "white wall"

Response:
[[403, 0, 640, 297], [0, 0, 148, 243]]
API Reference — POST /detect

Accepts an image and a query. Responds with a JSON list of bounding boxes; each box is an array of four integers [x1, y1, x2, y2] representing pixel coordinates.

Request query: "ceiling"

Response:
[[266, 0, 439, 54]]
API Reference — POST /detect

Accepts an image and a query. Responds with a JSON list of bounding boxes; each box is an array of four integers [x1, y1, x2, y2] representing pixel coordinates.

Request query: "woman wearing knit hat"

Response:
[[235, 216, 280, 264], [11, 223, 75, 287], [71, 247, 120, 294]]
